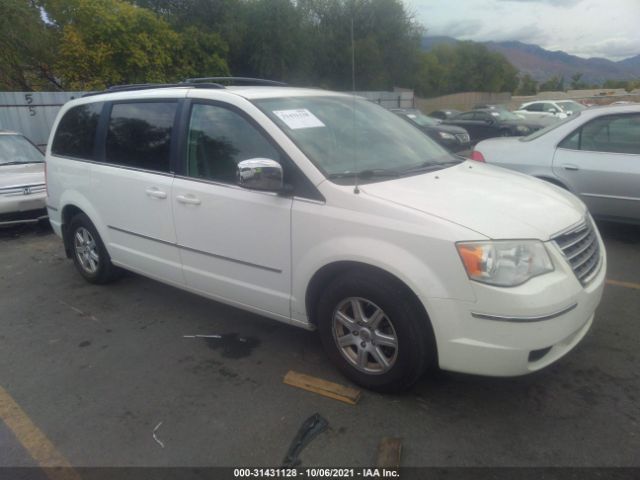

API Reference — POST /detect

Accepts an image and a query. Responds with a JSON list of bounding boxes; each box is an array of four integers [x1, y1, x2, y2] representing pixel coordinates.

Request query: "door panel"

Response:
[[94, 100, 182, 284], [553, 114, 640, 221], [172, 180, 292, 315], [93, 166, 182, 283], [172, 101, 292, 317]]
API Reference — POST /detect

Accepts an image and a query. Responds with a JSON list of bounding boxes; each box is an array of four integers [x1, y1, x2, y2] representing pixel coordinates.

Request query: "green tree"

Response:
[[0, 0, 58, 90], [40, 0, 228, 89], [516, 74, 538, 95], [415, 42, 518, 96], [539, 75, 565, 92], [570, 73, 587, 90]]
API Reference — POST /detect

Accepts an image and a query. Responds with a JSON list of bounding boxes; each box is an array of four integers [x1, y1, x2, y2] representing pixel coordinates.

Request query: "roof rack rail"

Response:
[[82, 82, 225, 97], [184, 77, 287, 86]]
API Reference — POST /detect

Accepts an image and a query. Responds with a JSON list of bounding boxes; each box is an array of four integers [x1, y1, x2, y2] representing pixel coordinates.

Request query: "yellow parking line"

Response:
[[606, 279, 640, 290], [0, 386, 81, 480]]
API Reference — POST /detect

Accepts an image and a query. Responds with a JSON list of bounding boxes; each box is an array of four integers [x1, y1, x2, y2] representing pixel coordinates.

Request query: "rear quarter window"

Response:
[[51, 103, 103, 159]]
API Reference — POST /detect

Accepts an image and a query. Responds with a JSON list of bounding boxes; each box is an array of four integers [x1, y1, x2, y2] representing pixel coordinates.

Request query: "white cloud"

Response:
[[405, 0, 640, 60]]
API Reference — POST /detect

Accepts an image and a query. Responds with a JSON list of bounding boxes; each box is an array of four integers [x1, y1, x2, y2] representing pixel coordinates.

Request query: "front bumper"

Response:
[[423, 235, 606, 376]]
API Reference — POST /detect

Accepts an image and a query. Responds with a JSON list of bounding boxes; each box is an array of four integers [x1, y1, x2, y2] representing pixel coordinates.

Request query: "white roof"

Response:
[[76, 85, 348, 104]]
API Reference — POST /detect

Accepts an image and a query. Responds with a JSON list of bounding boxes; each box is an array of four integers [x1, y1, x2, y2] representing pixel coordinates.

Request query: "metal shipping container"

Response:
[[0, 92, 86, 149]]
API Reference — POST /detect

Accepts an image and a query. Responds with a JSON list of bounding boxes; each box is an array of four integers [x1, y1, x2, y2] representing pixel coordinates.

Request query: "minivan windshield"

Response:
[[254, 96, 460, 184], [0, 135, 44, 165]]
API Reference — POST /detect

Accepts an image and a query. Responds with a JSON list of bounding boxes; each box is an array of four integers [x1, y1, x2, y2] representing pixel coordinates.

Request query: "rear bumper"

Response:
[[0, 192, 47, 225]]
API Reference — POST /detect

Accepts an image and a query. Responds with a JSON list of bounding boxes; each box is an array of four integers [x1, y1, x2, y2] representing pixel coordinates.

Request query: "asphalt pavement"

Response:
[[0, 222, 638, 469]]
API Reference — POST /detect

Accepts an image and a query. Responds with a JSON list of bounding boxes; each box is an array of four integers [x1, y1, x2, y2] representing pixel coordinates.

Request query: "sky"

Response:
[[404, 0, 640, 61]]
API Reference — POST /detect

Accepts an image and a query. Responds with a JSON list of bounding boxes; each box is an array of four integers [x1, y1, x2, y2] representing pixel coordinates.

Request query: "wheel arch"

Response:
[[305, 260, 439, 368], [306, 261, 436, 342]]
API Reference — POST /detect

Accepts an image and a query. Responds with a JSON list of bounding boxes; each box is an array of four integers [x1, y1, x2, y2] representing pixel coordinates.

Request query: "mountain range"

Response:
[[422, 36, 640, 85]]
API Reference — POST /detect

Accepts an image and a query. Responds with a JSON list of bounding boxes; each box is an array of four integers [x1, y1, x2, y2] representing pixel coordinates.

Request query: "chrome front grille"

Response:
[[456, 133, 470, 143], [0, 184, 46, 197], [554, 219, 601, 285]]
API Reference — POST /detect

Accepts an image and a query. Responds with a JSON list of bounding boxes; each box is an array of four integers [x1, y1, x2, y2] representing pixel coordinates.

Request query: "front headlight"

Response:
[[438, 131, 456, 140], [456, 240, 554, 287]]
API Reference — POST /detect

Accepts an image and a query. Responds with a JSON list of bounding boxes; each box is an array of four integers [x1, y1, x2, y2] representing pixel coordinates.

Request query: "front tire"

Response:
[[317, 270, 435, 392], [68, 213, 121, 284]]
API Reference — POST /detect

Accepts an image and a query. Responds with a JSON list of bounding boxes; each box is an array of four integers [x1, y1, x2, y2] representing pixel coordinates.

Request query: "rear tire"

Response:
[[68, 213, 121, 284], [316, 270, 435, 392]]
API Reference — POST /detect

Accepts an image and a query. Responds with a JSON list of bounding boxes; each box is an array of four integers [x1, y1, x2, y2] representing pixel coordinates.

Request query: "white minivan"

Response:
[[46, 81, 606, 391]]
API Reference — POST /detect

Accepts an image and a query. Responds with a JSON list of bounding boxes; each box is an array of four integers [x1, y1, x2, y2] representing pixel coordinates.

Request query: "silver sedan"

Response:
[[471, 104, 640, 224], [0, 131, 47, 226]]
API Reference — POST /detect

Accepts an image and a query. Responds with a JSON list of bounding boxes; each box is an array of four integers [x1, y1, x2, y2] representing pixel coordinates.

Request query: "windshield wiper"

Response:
[[1, 161, 42, 165], [328, 168, 400, 179], [399, 159, 461, 176]]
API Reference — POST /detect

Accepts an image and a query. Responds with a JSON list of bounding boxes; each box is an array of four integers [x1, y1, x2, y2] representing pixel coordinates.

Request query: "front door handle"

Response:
[[562, 164, 579, 171], [176, 194, 201, 205], [145, 187, 167, 199]]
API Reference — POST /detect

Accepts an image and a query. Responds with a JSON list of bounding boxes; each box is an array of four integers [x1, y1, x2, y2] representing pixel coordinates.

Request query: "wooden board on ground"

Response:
[[376, 437, 402, 468], [283, 370, 361, 405]]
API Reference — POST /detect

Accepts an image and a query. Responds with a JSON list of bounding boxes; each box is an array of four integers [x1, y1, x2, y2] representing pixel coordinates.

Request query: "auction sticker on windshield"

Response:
[[273, 109, 325, 129]]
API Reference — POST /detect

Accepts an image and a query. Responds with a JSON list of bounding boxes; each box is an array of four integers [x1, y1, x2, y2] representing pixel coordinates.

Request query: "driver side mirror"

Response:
[[237, 158, 284, 192], [548, 108, 559, 114]]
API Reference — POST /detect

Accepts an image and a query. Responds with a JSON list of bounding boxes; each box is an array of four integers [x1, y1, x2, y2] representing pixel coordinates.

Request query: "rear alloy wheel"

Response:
[[317, 270, 435, 392], [74, 226, 99, 275], [68, 213, 122, 284]]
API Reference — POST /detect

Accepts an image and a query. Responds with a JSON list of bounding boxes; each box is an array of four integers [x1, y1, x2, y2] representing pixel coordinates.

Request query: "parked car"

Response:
[[443, 109, 542, 143], [390, 108, 471, 153], [46, 81, 606, 392], [472, 104, 508, 111], [514, 100, 587, 122], [428, 109, 461, 120], [471, 104, 640, 224], [0, 131, 48, 226]]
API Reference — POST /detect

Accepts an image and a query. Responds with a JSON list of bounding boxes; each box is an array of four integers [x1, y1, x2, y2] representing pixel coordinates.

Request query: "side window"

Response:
[[51, 103, 102, 159], [525, 103, 544, 112], [558, 114, 640, 154], [456, 112, 475, 121], [186, 103, 281, 183], [105, 102, 177, 172], [558, 129, 581, 150], [581, 114, 640, 154], [543, 103, 557, 112]]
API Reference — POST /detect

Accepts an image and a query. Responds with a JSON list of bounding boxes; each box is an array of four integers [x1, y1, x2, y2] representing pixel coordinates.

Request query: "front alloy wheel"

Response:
[[332, 297, 398, 374], [317, 270, 435, 392]]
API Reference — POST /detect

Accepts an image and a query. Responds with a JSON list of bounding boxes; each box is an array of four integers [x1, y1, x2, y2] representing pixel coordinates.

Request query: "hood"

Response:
[[360, 161, 586, 240], [0, 163, 45, 189]]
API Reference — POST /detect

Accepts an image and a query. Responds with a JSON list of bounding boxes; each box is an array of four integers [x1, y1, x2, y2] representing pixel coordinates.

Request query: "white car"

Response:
[[472, 104, 640, 224], [0, 131, 47, 226], [46, 81, 606, 391], [514, 100, 587, 123]]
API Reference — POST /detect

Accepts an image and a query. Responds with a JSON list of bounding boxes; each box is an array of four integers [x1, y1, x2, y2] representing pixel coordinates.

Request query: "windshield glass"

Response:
[[520, 112, 581, 141], [402, 111, 439, 127], [0, 135, 44, 165], [491, 110, 521, 121], [557, 101, 586, 113], [254, 96, 458, 183]]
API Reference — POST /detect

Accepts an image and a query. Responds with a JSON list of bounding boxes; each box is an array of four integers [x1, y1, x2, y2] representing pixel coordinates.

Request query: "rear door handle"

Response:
[[176, 194, 201, 205], [145, 187, 167, 199], [562, 164, 579, 171]]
